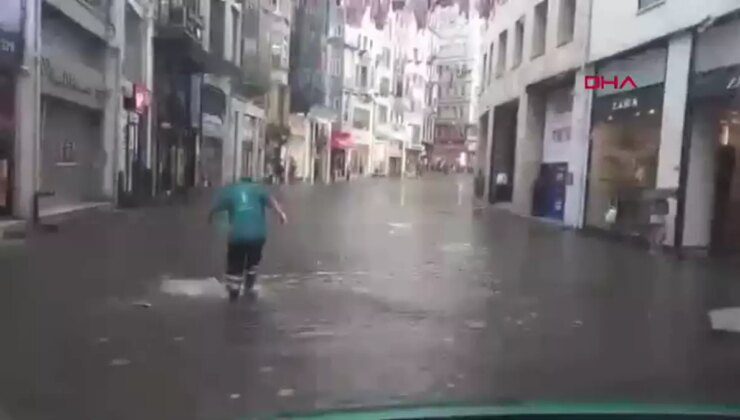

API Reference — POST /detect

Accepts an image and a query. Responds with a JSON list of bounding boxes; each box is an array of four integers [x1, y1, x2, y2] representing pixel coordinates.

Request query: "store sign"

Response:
[[611, 96, 638, 111], [691, 64, 740, 99], [40, 57, 107, 109], [592, 84, 664, 124], [0, 0, 24, 68], [134, 84, 151, 114]]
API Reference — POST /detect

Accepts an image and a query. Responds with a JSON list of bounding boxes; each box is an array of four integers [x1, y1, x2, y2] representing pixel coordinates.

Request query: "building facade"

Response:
[[430, 5, 479, 173], [585, 0, 740, 253], [477, 0, 590, 225], [14, 0, 127, 218]]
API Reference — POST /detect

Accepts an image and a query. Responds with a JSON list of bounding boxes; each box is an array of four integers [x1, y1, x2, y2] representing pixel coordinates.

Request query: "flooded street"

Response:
[[2, 175, 740, 419]]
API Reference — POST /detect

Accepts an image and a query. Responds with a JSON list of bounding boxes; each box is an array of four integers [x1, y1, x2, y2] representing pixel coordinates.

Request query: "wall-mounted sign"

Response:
[[593, 84, 664, 124], [691, 64, 740, 99], [611, 97, 638, 111], [134, 84, 151, 114], [0, 0, 24, 68], [40, 56, 108, 109]]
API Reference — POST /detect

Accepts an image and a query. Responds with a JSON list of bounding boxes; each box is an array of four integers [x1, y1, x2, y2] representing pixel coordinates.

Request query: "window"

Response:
[[487, 42, 494, 85], [377, 105, 388, 124], [638, 0, 664, 11], [557, 0, 576, 46], [461, 83, 467, 96], [333, 98, 341, 110], [481, 53, 487, 88], [513, 17, 524, 67], [380, 77, 390, 96], [532, 0, 548, 58], [353, 108, 370, 130], [496, 30, 508, 77], [231, 8, 240, 65], [356, 65, 368, 88], [412, 125, 421, 144]]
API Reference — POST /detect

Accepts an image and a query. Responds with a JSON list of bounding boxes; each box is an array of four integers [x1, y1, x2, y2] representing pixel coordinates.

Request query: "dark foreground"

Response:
[[2, 175, 740, 420]]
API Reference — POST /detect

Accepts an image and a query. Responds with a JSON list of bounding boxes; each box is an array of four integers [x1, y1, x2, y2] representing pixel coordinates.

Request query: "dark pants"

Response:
[[226, 240, 266, 276]]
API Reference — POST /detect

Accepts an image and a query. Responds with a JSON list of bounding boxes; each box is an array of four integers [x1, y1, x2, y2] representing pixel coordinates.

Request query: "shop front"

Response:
[[683, 17, 740, 254], [388, 140, 403, 177], [0, 72, 15, 216], [405, 147, 422, 177], [331, 131, 353, 181], [0, 0, 24, 216], [584, 84, 665, 239], [39, 54, 109, 213], [201, 84, 227, 187], [532, 86, 573, 221], [155, 74, 201, 195], [120, 83, 152, 206]]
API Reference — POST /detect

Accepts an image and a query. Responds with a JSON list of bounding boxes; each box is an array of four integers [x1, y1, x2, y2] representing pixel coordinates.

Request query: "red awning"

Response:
[[331, 131, 354, 149]]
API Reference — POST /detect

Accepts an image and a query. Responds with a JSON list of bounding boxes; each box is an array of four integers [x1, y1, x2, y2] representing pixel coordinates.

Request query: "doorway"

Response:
[[0, 72, 15, 215], [711, 107, 740, 254], [0, 139, 12, 216], [532, 162, 568, 220], [488, 101, 518, 204]]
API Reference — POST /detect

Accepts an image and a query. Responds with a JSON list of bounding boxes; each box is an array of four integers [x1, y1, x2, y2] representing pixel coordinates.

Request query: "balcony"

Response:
[[153, 0, 206, 72], [236, 3, 272, 97]]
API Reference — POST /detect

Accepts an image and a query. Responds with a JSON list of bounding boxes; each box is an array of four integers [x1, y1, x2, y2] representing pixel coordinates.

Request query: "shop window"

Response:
[[532, 0, 548, 58], [496, 30, 508, 77], [557, 0, 576, 46], [352, 108, 370, 130], [585, 88, 663, 237], [513, 17, 524, 68]]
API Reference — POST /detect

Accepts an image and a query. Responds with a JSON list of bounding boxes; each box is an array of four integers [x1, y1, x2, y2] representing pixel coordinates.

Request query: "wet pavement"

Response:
[[2, 174, 740, 419]]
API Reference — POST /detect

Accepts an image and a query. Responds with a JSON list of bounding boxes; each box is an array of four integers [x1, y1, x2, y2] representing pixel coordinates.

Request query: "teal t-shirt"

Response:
[[214, 181, 270, 242]]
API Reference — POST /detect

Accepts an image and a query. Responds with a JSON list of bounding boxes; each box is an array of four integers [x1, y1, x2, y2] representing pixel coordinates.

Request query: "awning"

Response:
[[331, 131, 354, 149]]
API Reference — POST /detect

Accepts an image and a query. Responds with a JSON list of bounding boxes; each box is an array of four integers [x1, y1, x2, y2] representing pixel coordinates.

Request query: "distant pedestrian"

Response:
[[209, 176, 287, 300], [288, 157, 297, 183]]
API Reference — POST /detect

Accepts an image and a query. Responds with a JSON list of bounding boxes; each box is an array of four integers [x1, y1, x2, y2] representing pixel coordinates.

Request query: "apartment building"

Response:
[[119, 1, 155, 206], [395, 12, 434, 176], [429, 5, 479, 172], [12, 0, 129, 218], [477, 0, 589, 225]]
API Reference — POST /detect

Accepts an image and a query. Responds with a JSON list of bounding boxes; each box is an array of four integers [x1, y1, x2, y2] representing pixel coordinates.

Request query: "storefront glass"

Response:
[[689, 62, 740, 253], [585, 85, 664, 236]]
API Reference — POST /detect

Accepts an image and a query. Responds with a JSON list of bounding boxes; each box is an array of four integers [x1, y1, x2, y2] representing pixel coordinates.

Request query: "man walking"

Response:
[[209, 176, 287, 300]]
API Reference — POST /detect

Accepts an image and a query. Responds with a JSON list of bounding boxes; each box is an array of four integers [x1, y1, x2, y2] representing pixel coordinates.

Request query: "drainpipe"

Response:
[[574, 0, 594, 229], [32, 0, 42, 211]]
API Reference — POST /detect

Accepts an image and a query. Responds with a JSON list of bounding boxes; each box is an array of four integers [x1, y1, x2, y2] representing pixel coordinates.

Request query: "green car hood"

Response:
[[250, 401, 740, 420]]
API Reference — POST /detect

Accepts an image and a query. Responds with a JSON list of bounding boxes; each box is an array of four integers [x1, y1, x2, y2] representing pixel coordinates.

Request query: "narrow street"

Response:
[[2, 175, 740, 420]]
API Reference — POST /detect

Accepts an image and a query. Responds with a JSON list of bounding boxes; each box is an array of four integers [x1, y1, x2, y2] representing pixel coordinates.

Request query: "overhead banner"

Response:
[[0, 0, 24, 68]]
